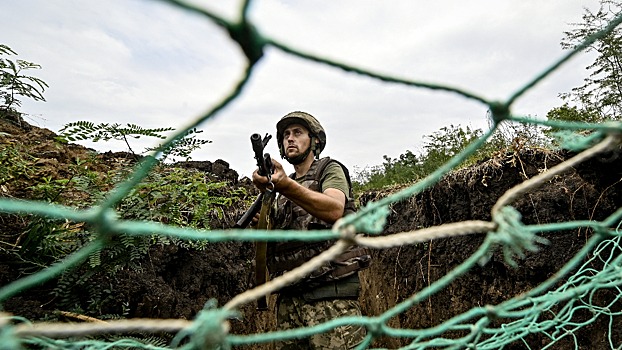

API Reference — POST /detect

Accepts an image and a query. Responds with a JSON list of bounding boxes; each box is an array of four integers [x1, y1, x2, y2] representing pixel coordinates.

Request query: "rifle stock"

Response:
[[254, 191, 274, 311]]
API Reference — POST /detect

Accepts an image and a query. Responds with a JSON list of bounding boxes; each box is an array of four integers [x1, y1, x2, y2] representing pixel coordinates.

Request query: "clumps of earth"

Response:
[[1, 114, 621, 349]]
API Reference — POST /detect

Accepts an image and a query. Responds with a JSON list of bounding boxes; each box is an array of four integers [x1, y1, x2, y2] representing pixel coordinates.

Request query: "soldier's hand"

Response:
[[250, 212, 260, 227], [252, 158, 288, 192]]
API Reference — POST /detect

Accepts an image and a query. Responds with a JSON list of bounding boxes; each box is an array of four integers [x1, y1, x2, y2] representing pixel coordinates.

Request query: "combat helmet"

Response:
[[276, 111, 326, 164]]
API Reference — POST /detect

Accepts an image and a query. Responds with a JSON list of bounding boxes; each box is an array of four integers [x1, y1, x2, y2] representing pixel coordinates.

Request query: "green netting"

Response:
[[1, 0, 622, 349]]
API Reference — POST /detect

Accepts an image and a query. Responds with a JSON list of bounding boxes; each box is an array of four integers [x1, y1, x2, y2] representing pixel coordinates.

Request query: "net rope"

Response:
[[1, 0, 622, 349]]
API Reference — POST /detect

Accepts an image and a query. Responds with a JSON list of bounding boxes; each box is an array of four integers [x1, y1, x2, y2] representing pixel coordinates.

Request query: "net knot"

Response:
[[227, 20, 265, 65], [335, 223, 358, 245], [92, 208, 119, 239], [350, 203, 390, 235], [485, 305, 499, 320], [367, 319, 383, 337], [488, 101, 510, 125], [490, 206, 549, 268], [172, 299, 238, 350]]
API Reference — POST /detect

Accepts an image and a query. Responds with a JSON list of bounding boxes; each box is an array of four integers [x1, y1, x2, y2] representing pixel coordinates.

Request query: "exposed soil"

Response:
[[358, 147, 622, 349], [1, 115, 621, 349]]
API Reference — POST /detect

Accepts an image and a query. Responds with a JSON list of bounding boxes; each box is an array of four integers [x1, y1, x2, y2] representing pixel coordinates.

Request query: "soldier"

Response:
[[252, 111, 371, 350]]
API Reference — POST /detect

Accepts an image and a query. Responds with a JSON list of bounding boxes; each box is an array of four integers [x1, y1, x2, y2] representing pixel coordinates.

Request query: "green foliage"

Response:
[[87, 233, 151, 274], [30, 176, 72, 203], [118, 167, 246, 229], [58, 121, 212, 161], [354, 125, 484, 192], [58, 121, 174, 143], [422, 124, 483, 170], [546, 104, 600, 124], [17, 218, 88, 270], [353, 151, 424, 192], [0, 146, 101, 273], [57, 121, 175, 155], [556, 0, 622, 121], [0, 139, 248, 318], [106, 335, 170, 348], [354, 122, 551, 192], [0, 144, 36, 187], [78, 167, 249, 277], [21, 152, 121, 207], [71, 167, 248, 315], [4, 145, 245, 272], [492, 120, 551, 151], [52, 268, 112, 314], [0, 44, 48, 114], [545, 104, 602, 141], [144, 127, 212, 162]]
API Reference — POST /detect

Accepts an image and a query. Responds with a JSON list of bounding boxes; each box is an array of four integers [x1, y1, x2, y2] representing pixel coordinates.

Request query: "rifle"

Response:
[[234, 133, 273, 229], [235, 133, 274, 310]]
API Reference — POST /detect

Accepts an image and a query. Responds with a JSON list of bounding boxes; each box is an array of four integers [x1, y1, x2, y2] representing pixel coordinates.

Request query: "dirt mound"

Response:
[[1, 118, 621, 348], [359, 146, 622, 348]]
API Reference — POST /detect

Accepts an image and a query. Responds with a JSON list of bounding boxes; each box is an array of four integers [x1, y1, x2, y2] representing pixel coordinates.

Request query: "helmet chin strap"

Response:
[[285, 136, 318, 165], [286, 144, 312, 165]]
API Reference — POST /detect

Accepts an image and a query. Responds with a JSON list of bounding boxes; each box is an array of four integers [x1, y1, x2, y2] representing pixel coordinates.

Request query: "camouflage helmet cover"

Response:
[[276, 111, 326, 158]]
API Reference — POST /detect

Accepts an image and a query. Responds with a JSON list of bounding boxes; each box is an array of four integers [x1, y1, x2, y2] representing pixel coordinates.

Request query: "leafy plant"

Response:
[[556, 0, 622, 121], [118, 167, 246, 229], [421, 124, 483, 170], [353, 151, 425, 192], [16, 217, 89, 270], [0, 44, 48, 115], [58, 122, 212, 161], [30, 176, 72, 203], [145, 127, 212, 162], [57, 121, 175, 155], [354, 122, 551, 192], [52, 165, 250, 317], [0, 144, 36, 187], [354, 125, 483, 191]]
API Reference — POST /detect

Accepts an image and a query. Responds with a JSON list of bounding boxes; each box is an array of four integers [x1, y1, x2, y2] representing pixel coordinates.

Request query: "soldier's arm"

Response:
[[279, 182, 345, 224], [252, 158, 345, 224]]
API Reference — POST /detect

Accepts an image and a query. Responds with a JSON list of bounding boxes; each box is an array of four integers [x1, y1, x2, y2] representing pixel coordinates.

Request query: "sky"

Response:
[[1, 1, 601, 180]]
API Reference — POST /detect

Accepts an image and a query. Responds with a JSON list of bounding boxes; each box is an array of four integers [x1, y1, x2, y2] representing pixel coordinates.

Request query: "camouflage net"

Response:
[[1, 1, 622, 349]]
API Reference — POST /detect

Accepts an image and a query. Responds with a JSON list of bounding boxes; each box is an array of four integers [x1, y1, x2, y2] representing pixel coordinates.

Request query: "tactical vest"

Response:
[[268, 157, 371, 285]]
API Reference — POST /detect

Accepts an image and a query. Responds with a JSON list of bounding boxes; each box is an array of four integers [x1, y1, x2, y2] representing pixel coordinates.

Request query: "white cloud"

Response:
[[1, 0, 602, 178]]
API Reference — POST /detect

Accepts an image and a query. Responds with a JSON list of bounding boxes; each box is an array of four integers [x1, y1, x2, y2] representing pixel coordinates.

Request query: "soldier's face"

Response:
[[282, 124, 311, 158]]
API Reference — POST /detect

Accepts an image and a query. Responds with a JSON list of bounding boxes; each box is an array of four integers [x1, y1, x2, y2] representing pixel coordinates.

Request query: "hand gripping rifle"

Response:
[[234, 133, 274, 310]]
